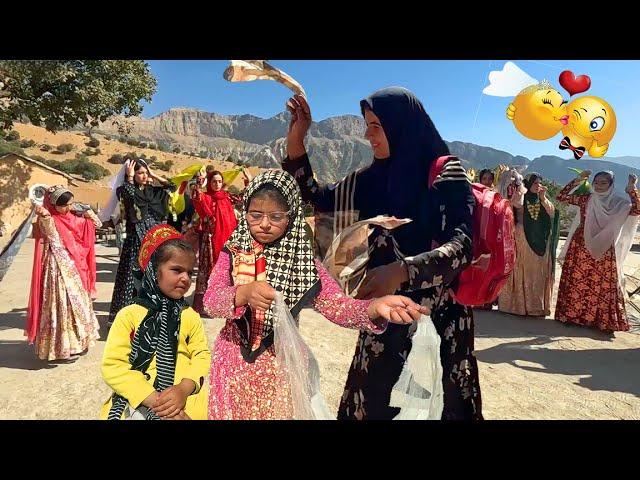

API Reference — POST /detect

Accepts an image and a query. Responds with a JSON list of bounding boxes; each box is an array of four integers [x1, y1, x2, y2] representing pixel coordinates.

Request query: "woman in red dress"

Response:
[[555, 170, 640, 332], [190, 169, 245, 315]]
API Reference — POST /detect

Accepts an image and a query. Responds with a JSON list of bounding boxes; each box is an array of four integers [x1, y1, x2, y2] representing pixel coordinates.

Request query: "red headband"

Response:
[[138, 224, 183, 271]]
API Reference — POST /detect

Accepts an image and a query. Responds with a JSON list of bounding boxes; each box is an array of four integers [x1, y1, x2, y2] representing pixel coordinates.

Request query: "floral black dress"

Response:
[[283, 153, 483, 420], [108, 181, 176, 323]]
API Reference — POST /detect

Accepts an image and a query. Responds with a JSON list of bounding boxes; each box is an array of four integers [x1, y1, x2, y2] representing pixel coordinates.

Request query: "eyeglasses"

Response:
[[245, 211, 290, 224]]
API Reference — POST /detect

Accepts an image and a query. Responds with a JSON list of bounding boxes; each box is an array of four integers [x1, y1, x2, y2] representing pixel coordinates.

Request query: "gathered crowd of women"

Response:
[[20, 85, 639, 420]]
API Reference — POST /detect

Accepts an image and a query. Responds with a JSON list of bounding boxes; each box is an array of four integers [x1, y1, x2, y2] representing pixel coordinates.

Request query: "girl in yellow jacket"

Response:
[[101, 224, 210, 420]]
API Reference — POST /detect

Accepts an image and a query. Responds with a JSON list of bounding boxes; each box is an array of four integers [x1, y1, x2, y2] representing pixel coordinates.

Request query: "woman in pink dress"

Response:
[[26, 185, 101, 361]]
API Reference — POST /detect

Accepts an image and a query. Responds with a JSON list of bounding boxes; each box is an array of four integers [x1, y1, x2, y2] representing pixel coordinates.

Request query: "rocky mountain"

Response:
[[94, 108, 639, 189]]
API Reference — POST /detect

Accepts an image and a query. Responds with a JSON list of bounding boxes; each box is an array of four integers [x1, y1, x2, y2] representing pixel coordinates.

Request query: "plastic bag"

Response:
[[390, 314, 444, 420], [272, 293, 333, 420]]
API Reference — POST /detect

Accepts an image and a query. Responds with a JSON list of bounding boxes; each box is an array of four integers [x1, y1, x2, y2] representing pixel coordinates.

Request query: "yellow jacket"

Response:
[[100, 304, 210, 420]]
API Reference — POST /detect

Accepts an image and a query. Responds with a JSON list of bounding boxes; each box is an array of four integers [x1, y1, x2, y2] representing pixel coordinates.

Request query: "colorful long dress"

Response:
[[27, 214, 100, 360], [555, 180, 640, 331], [204, 251, 384, 420], [498, 185, 558, 317], [191, 187, 241, 315], [108, 181, 176, 323]]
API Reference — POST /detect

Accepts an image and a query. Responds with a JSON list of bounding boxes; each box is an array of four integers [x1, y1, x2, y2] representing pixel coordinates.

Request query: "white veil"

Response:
[[98, 163, 127, 223]]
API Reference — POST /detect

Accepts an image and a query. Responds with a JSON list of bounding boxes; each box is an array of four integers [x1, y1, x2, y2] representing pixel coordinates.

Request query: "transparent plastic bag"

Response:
[[390, 314, 444, 420], [272, 293, 333, 420]]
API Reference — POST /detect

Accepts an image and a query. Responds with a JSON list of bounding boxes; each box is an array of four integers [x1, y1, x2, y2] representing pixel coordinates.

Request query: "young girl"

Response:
[[101, 224, 210, 420], [26, 186, 101, 361], [204, 170, 427, 420], [108, 159, 177, 324]]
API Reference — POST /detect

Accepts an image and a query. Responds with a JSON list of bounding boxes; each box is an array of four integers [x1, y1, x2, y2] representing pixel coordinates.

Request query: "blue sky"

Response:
[[143, 60, 640, 161]]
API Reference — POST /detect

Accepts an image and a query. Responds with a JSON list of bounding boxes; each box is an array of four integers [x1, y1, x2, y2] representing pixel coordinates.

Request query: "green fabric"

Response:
[[523, 191, 552, 257]]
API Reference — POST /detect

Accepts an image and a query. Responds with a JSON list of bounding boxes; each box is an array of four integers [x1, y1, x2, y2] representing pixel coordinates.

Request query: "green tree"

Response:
[[0, 60, 157, 132]]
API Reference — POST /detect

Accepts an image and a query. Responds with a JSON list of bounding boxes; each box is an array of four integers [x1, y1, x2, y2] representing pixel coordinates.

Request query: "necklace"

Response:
[[526, 199, 541, 221]]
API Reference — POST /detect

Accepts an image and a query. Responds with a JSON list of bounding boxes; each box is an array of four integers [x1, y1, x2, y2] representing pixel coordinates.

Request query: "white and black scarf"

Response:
[[225, 170, 320, 362]]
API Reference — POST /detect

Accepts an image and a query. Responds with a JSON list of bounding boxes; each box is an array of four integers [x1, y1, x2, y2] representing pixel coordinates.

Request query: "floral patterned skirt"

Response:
[[555, 227, 628, 331], [192, 231, 213, 315], [208, 324, 293, 420], [36, 245, 100, 361], [338, 286, 483, 420]]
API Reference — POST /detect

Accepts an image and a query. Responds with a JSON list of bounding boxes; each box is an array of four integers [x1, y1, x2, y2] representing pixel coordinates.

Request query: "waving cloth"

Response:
[[223, 60, 306, 97], [99, 163, 127, 223]]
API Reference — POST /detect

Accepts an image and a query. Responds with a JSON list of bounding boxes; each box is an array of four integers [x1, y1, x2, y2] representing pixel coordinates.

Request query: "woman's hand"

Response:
[[579, 169, 592, 180], [34, 205, 50, 217], [537, 184, 548, 198], [286, 94, 312, 160], [236, 281, 277, 311], [125, 159, 135, 180], [367, 295, 429, 325], [356, 262, 409, 300]]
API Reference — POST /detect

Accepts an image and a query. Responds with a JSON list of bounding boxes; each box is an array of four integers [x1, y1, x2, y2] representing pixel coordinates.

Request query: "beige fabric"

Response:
[[498, 206, 555, 317], [223, 60, 306, 97]]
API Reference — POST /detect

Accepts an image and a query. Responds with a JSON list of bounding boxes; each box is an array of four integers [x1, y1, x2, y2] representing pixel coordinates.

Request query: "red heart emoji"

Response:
[[559, 70, 591, 96]]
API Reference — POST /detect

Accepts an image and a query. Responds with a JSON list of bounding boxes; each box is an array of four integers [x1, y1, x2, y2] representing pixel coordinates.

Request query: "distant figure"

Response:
[[555, 171, 639, 332], [26, 186, 101, 361], [189, 169, 245, 316], [498, 173, 559, 317], [478, 168, 495, 189], [108, 159, 176, 325]]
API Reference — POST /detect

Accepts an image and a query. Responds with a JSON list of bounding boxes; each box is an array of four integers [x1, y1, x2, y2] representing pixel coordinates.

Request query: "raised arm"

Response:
[[282, 94, 336, 213]]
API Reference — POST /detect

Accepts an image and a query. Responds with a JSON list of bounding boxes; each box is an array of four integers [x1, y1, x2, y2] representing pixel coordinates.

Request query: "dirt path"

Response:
[[1, 239, 639, 419]]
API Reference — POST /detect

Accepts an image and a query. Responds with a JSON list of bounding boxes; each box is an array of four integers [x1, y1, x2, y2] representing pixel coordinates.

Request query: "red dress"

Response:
[[555, 181, 640, 332], [191, 186, 241, 315]]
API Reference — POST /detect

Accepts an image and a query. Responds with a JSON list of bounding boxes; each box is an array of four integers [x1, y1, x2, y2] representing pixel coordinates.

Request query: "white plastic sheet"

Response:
[[272, 293, 333, 420], [390, 315, 444, 420]]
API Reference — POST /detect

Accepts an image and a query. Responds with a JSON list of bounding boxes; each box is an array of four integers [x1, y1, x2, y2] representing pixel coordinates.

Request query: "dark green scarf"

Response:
[[523, 191, 552, 257]]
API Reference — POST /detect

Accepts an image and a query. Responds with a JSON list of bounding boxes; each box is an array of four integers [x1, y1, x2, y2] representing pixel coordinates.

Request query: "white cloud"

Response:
[[482, 62, 538, 97]]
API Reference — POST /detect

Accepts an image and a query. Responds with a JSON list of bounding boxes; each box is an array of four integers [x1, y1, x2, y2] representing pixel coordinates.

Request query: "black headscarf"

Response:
[[359, 87, 450, 254]]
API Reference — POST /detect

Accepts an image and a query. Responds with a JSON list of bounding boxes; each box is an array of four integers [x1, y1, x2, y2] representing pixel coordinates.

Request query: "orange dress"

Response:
[[555, 182, 640, 331]]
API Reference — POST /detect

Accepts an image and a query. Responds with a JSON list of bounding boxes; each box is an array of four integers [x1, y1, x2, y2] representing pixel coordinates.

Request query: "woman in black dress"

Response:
[[283, 88, 482, 420], [108, 159, 176, 324]]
